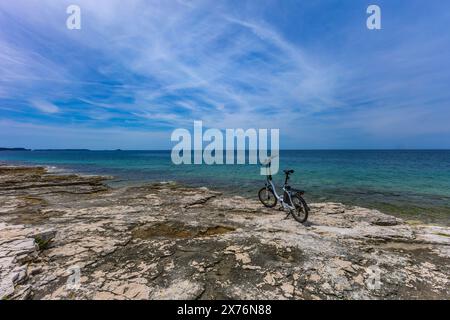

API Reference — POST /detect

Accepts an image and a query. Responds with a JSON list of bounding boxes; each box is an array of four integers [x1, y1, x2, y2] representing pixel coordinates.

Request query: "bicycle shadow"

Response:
[[301, 221, 313, 227]]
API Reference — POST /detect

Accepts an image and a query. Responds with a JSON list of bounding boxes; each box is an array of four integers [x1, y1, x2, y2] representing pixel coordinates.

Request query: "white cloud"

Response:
[[2, 0, 448, 148], [0, 0, 339, 131], [30, 99, 60, 114]]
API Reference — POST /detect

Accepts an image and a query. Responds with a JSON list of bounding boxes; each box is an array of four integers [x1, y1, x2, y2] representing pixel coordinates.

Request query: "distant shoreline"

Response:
[[0, 148, 31, 151]]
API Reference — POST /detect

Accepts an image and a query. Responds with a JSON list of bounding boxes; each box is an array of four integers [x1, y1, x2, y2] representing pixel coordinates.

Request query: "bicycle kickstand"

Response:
[[283, 210, 292, 220]]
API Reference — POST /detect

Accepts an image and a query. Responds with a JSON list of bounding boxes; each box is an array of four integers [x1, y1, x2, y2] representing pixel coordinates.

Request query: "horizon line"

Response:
[[2, 148, 450, 152]]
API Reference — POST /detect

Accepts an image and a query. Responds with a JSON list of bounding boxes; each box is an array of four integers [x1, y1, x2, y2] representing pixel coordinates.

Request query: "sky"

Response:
[[0, 0, 449, 150]]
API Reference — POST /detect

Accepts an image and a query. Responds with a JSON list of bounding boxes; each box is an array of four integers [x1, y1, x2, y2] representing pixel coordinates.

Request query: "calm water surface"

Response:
[[1, 150, 449, 225]]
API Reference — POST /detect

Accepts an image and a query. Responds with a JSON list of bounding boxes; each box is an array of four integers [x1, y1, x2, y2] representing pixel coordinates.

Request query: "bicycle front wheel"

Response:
[[258, 187, 277, 208]]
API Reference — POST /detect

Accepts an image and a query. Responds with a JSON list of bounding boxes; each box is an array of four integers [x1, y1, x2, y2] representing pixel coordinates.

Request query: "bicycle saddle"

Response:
[[283, 169, 295, 175]]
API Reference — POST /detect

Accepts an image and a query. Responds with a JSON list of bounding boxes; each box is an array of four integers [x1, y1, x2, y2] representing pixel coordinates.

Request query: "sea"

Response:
[[1, 150, 449, 225]]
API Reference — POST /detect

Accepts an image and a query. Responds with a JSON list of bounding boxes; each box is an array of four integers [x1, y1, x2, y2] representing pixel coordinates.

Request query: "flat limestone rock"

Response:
[[0, 165, 449, 300]]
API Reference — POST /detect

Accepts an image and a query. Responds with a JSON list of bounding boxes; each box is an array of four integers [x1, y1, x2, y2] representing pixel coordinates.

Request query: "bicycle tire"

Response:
[[258, 187, 277, 208], [290, 194, 309, 223]]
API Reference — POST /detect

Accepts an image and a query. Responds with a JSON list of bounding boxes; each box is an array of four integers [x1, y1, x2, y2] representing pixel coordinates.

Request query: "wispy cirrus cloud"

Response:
[[0, 1, 338, 127], [0, 0, 449, 148]]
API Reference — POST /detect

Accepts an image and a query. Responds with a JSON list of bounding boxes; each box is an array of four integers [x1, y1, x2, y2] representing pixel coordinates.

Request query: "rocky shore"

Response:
[[0, 165, 449, 300]]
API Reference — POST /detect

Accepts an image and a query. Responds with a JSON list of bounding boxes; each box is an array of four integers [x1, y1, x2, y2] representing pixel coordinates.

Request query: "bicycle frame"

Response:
[[265, 175, 296, 211]]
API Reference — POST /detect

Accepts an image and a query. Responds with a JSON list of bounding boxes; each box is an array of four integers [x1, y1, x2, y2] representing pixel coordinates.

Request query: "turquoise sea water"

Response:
[[1, 150, 449, 225]]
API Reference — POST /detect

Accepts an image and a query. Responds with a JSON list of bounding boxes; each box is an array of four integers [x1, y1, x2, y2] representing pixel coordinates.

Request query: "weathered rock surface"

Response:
[[0, 165, 449, 300]]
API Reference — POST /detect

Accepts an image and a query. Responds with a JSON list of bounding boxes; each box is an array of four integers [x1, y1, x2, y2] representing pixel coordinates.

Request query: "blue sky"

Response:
[[0, 0, 449, 149]]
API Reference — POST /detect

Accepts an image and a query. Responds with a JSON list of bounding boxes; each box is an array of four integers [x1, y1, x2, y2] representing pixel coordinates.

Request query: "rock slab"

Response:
[[0, 165, 449, 300]]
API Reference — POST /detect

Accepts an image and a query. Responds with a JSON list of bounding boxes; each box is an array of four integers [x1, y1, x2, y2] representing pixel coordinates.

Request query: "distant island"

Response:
[[0, 148, 128, 152], [33, 149, 91, 152], [0, 148, 94, 152], [0, 148, 30, 151]]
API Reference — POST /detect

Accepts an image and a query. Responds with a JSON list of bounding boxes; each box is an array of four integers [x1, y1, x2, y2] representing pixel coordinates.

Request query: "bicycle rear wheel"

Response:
[[258, 187, 277, 208], [291, 194, 309, 223]]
